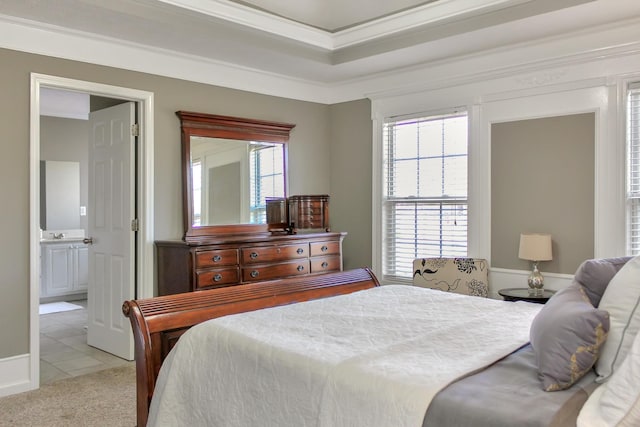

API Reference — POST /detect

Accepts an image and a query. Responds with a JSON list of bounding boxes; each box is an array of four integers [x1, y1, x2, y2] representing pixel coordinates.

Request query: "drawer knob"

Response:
[[321, 262, 329, 268], [296, 248, 304, 254], [213, 255, 222, 262], [250, 252, 258, 259], [321, 245, 328, 252], [213, 274, 222, 282], [250, 270, 259, 278], [297, 265, 305, 272]]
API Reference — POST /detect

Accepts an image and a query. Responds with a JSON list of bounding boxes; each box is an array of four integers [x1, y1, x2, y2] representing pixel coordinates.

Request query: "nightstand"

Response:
[[498, 288, 556, 304]]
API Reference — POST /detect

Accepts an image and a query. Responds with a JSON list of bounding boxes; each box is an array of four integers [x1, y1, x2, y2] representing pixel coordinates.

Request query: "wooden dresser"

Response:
[[155, 231, 346, 296]]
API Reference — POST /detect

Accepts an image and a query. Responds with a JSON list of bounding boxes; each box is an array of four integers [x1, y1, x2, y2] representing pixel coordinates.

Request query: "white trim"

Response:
[[371, 54, 633, 278], [26, 74, 154, 394], [334, 0, 532, 49], [370, 111, 384, 278], [618, 73, 640, 254], [0, 16, 329, 104], [467, 103, 484, 258], [0, 354, 32, 397], [479, 84, 622, 259], [1, 11, 640, 104], [158, 0, 531, 50], [157, 0, 332, 49]]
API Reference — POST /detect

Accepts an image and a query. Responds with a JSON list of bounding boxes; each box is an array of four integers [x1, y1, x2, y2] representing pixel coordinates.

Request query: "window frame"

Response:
[[627, 82, 640, 255], [379, 110, 470, 283], [249, 144, 285, 224]]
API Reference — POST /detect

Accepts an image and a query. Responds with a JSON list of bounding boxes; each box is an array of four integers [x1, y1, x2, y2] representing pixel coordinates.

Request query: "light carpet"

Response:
[[0, 364, 136, 427], [39, 301, 84, 315]]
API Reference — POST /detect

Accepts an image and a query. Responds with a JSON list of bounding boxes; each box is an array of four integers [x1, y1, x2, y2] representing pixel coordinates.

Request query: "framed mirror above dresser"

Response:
[[177, 111, 295, 242], [155, 111, 346, 296]]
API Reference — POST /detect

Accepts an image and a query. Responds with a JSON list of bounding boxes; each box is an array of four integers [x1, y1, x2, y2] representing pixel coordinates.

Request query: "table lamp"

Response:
[[518, 233, 552, 296]]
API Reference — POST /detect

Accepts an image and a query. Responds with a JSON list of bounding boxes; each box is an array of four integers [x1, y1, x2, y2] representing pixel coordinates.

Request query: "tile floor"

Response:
[[39, 300, 134, 385]]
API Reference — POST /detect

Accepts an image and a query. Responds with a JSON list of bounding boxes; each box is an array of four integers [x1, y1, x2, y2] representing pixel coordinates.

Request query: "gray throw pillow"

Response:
[[530, 283, 610, 391], [573, 257, 631, 307]]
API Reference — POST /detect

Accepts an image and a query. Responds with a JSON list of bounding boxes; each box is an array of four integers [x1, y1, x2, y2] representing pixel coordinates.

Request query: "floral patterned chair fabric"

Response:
[[412, 258, 489, 298]]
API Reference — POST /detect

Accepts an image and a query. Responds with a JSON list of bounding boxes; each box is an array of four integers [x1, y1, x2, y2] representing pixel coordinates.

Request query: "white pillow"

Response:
[[595, 255, 640, 381], [577, 330, 640, 427]]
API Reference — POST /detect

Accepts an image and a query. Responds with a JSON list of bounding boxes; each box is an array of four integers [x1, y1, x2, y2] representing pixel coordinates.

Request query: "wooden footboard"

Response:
[[122, 268, 380, 427]]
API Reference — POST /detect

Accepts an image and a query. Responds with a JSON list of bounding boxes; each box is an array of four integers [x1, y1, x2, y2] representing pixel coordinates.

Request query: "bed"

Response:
[[123, 258, 640, 427]]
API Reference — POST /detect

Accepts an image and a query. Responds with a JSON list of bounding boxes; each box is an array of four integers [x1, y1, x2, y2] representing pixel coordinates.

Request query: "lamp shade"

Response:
[[518, 233, 552, 261]]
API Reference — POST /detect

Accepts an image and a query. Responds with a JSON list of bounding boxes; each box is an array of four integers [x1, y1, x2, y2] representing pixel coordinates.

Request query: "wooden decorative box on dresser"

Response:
[[156, 231, 346, 296], [288, 195, 330, 232]]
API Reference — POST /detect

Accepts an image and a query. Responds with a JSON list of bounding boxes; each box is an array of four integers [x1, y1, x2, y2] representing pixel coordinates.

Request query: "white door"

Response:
[[87, 102, 135, 360]]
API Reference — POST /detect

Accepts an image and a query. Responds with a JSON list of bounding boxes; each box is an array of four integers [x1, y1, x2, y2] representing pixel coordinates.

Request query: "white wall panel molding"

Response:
[[372, 53, 630, 270]]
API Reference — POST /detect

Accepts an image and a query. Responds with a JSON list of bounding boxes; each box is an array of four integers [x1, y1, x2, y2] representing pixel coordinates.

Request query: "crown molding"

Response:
[[157, 0, 333, 49], [0, 15, 332, 103], [157, 0, 535, 50], [2, 12, 640, 105]]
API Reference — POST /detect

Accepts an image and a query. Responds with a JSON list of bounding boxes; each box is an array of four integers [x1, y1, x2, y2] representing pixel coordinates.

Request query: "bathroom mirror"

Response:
[[40, 160, 81, 231], [177, 111, 295, 242]]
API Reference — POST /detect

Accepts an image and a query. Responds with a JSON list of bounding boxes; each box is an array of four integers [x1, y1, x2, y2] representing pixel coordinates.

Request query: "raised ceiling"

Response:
[[227, 0, 440, 31], [1, 0, 640, 101]]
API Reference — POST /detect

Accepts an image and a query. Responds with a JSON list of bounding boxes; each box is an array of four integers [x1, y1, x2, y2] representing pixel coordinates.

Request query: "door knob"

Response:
[[82, 237, 94, 245]]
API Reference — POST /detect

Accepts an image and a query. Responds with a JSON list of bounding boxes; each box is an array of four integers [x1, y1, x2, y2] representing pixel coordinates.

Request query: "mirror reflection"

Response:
[[191, 137, 285, 226]]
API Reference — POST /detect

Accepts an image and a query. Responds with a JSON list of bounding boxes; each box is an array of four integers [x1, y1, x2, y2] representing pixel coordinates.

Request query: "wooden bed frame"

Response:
[[122, 268, 380, 427]]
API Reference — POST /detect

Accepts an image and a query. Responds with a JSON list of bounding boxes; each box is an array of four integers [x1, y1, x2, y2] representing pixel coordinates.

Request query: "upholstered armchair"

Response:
[[412, 258, 489, 297]]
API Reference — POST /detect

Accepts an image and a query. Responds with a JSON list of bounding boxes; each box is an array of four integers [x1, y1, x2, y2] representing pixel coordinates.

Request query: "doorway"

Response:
[[39, 97, 129, 383], [29, 73, 154, 391]]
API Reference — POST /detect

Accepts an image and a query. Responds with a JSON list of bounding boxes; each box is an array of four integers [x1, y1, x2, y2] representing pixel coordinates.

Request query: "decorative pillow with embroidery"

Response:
[[530, 283, 610, 391]]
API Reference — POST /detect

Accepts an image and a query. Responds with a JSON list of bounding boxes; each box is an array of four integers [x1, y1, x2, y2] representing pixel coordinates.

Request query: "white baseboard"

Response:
[[0, 353, 35, 397], [489, 268, 573, 299]]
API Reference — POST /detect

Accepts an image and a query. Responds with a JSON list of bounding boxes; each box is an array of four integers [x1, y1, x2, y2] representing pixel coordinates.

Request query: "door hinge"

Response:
[[131, 218, 139, 232], [131, 123, 139, 137]]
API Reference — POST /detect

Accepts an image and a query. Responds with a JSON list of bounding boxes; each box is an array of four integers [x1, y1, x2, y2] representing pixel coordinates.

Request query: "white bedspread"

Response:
[[148, 285, 542, 427]]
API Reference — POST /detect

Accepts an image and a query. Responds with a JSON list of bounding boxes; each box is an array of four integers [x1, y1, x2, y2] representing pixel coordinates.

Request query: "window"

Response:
[[628, 83, 640, 255], [191, 159, 202, 226], [382, 112, 468, 281], [249, 144, 285, 223]]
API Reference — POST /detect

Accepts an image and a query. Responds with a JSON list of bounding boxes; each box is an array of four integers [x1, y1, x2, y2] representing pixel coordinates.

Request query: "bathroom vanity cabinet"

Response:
[[40, 241, 88, 299]]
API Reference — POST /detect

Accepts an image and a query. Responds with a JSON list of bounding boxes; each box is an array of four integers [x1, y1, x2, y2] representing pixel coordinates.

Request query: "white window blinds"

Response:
[[628, 84, 640, 255], [382, 112, 468, 281]]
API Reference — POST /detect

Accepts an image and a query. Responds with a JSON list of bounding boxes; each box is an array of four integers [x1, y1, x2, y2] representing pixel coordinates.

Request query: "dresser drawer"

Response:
[[296, 204, 323, 214], [242, 260, 310, 282], [310, 256, 341, 273], [241, 244, 309, 264], [296, 216, 325, 229], [309, 241, 340, 256], [195, 268, 240, 290], [195, 249, 239, 269]]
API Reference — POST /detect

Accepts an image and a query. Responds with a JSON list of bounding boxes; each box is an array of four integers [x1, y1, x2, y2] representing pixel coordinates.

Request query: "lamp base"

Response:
[[528, 262, 544, 296]]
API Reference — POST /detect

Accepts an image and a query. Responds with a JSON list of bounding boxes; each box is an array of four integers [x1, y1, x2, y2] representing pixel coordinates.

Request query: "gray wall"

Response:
[[491, 113, 595, 274], [0, 47, 372, 359], [329, 99, 373, 270]]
